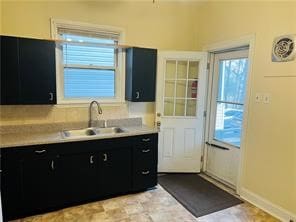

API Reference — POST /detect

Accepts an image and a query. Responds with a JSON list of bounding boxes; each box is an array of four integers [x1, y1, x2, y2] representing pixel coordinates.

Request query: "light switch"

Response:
[[255, 93, 262, 103], [263, 93, 271, 104]]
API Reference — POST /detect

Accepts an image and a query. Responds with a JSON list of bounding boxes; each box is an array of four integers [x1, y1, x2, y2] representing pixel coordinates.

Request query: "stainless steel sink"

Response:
[[95, 127, 125, 135], [62, 127, 126, 138], [62, 128, 97, 138]]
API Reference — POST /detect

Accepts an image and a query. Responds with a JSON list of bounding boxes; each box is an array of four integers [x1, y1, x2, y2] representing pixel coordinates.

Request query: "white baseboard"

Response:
[[240, 188, 296, 222]]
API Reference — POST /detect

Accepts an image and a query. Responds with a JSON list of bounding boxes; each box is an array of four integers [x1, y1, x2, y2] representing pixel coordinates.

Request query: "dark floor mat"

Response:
[[158, 174, 243, 218]]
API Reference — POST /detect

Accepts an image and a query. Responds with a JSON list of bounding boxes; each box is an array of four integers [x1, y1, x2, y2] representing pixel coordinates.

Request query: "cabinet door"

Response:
[[132, 48, 157, 101], [18, 38, 56, 104], [125, 47, 157, 102], [0, 36, 20, 105], [99, 147, 132, 196], [1, 149, 23, 221], [58, 152, 99, 204], [20, 154, 60, 214]]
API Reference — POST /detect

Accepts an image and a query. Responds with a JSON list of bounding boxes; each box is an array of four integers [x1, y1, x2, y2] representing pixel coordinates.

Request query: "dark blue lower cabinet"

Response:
[[132, 134, 158, 191], [58, 152, 100, 204], [99, 147, 132, 196], [0, 133, 158, 221], [20, 154, 62, 214]]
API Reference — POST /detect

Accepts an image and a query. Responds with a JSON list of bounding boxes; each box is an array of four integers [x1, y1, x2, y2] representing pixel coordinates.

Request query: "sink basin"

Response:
[[62, 127, 126, 138], [95, 127, 126, 135], [62, 128, 97, 138]]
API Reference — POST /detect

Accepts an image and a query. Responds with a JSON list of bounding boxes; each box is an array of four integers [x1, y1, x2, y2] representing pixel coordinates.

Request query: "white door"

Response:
[[205, 49, 249, 188], [156, 51, 208, 172]]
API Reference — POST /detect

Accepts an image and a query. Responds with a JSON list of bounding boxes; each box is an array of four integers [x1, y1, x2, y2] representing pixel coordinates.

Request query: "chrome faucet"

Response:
[[89, 101, 103, 127]]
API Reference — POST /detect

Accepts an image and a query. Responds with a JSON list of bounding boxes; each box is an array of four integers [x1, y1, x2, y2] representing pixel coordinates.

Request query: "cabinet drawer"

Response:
[[133, 146, 156, 168], [133, 166, 157, 191], [134, 134, 157, 147], [18, 145, 57, 159]]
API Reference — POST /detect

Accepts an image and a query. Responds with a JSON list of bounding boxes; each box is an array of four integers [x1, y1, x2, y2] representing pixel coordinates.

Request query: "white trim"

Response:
[[202, 34, 256, 195], [50, 18, 125, 105], [202, 35, 255, 53], [50, 18, 125, 40], [237, 35, 256, 196], [241, 188, 296, 222]]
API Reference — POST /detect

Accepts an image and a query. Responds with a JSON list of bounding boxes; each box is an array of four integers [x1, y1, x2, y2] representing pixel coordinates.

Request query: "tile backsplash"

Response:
[[0, 102, 156, 127], [0, 104, 129, 126]]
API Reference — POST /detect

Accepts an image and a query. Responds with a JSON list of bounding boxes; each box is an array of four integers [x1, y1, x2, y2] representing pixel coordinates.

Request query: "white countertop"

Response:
[[0, 125, 158, 149]]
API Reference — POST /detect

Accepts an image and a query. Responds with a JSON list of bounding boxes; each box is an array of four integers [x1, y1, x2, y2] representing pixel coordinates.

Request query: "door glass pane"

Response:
[[186, 99, 196, 116], [176, 80, 186, 98], [187, 80, 198, 99], [165, 80, 175, 97], [214, 102, 243, 147], [177, 61, 187, 79], [163, 59, 199, 117], [188, 61, 199, 79], [164, 98, 174, 116], [165, 60, 176, 79], [175, 99, 185, 116], [217, 59, 248, 104]]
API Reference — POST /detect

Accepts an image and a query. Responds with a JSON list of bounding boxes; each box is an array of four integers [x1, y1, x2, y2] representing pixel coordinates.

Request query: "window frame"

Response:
[[51, 18, 125, 104], [208, 49, 249, 149]]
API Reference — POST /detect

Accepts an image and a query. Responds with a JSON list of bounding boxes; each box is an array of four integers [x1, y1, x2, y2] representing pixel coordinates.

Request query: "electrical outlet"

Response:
[[263, 93, 271, 104], [255, 93, 262, 103]]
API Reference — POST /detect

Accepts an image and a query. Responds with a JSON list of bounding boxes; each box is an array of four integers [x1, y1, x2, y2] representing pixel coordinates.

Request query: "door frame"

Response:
[[202, 35, 256, 194]]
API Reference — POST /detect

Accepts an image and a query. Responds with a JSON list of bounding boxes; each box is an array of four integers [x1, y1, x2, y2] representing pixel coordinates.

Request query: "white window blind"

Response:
[[59, 31, 119, 99]]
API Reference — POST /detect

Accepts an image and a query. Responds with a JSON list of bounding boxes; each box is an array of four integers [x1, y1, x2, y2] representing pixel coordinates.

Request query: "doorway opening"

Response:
[[204, 47, 250, 190]]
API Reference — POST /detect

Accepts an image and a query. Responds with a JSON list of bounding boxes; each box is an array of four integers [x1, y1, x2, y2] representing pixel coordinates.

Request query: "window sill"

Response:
[[56, 99, 127, 107]]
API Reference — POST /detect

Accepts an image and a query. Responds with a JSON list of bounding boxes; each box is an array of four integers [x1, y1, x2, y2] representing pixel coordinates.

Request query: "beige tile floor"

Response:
[[12, 184, 279, 222]]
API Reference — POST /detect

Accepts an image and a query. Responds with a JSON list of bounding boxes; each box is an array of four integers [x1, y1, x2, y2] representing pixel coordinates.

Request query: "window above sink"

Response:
[[51, 19, 125, 105]]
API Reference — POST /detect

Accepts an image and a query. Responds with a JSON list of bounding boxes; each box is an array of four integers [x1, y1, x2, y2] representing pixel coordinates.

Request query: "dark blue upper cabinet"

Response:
[[0, 36, 56, 105], [1, 36, 20, 105], [125, 47, 157, 102]]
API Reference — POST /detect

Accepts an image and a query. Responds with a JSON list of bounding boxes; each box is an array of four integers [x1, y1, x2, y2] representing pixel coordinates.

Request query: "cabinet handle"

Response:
[[49, 92, 53, 101], [142, 170, 150, 175], [51, 160, 55, 170], [142, 138, 151, 142], [136, 91, 140, 99], [35, 150, 46, 154], [142, 149, 151, 153], [103, 153, 108, 162], [90, 155, 94, 164]]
